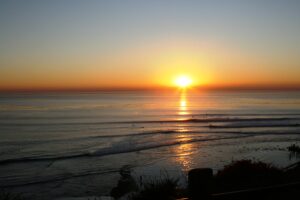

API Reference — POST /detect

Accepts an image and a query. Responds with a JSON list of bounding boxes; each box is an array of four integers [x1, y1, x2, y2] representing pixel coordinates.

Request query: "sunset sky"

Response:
[[1, 0, 300, 91]]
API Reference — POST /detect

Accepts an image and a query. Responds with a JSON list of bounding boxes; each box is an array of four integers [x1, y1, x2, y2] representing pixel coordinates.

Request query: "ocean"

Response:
[[0, 90, 300, 199]]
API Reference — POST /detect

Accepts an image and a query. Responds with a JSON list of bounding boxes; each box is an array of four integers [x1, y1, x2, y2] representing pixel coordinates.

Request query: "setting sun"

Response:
[[175, 75, 192, 88]]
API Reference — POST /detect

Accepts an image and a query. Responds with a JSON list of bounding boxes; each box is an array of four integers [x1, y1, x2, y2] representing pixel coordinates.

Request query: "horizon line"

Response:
[[1, 85, 300, 93]]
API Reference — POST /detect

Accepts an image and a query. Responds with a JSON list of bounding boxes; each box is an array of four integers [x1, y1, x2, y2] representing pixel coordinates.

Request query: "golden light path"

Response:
[[173, 89, 195, 171], [178, 91, 189, 116]]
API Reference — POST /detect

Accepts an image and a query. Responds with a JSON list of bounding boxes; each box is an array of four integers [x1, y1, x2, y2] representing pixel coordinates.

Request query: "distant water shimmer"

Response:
[[0, 90, 300, 198]]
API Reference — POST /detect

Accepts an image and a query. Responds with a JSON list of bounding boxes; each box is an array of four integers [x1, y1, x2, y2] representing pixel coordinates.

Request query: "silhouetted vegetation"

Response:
[[3, 159, 300, 199], [110, 159, 300, 199], [288, 144, 300, 159], [288, 144, 300, 153], [0, 191, 25, 200], [129, 176, 179, 200], [214, 159, 284, 192]]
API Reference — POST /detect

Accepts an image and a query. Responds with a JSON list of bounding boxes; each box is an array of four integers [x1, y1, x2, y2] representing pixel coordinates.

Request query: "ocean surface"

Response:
[[1, 90, 300, 199]]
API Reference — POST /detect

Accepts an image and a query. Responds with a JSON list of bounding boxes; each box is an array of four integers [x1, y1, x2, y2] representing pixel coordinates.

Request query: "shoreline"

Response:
[[2, 140, 300, 199]]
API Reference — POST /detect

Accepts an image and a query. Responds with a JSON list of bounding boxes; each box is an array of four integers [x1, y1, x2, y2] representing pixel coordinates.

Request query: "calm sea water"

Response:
[[1, 90, 300, 199]]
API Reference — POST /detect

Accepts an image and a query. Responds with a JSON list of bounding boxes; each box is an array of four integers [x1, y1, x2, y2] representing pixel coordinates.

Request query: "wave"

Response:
[[0, 135, 250, 166], [92, 129, 179, 138], [0, 154, 89, 166], [3, 126, 300, 166], [1, 113, 300, 120], [122, 117, 300, 124], [209, 123, 300, 129], [0, 130, 186, 146], [1, 168, 120, 188], [92, 129, 300, 153], [1, 121, 299, 146], [89, 135, 253, 157], [0, 117, 299, 126]]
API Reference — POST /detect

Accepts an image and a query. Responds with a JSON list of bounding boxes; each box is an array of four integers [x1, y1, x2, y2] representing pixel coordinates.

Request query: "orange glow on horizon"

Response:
[[1, 37, 300, 91]]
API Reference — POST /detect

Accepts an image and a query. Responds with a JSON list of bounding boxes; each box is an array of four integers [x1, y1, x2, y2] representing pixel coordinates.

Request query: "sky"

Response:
[[1, 0, 300, 91]]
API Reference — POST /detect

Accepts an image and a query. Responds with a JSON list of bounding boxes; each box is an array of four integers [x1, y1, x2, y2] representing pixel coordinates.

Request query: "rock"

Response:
[[110, 165, 138, 199], [188, 168, 213, 199]]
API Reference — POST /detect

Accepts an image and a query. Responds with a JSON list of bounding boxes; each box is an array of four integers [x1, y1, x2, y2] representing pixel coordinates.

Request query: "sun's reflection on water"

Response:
[[174, 142, 194, 171], [173, 90, 195, 171], [178, 90, 189, 118]]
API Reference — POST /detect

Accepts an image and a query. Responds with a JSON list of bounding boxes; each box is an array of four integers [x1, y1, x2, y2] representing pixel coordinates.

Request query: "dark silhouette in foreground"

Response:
[[111, 165, 138, 199], [2, 146, 300, 200], [111, 159, 300, 200], [208, 159, 300, 200], [129, 176, 179, 200], [0, 191, 25, 200]]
